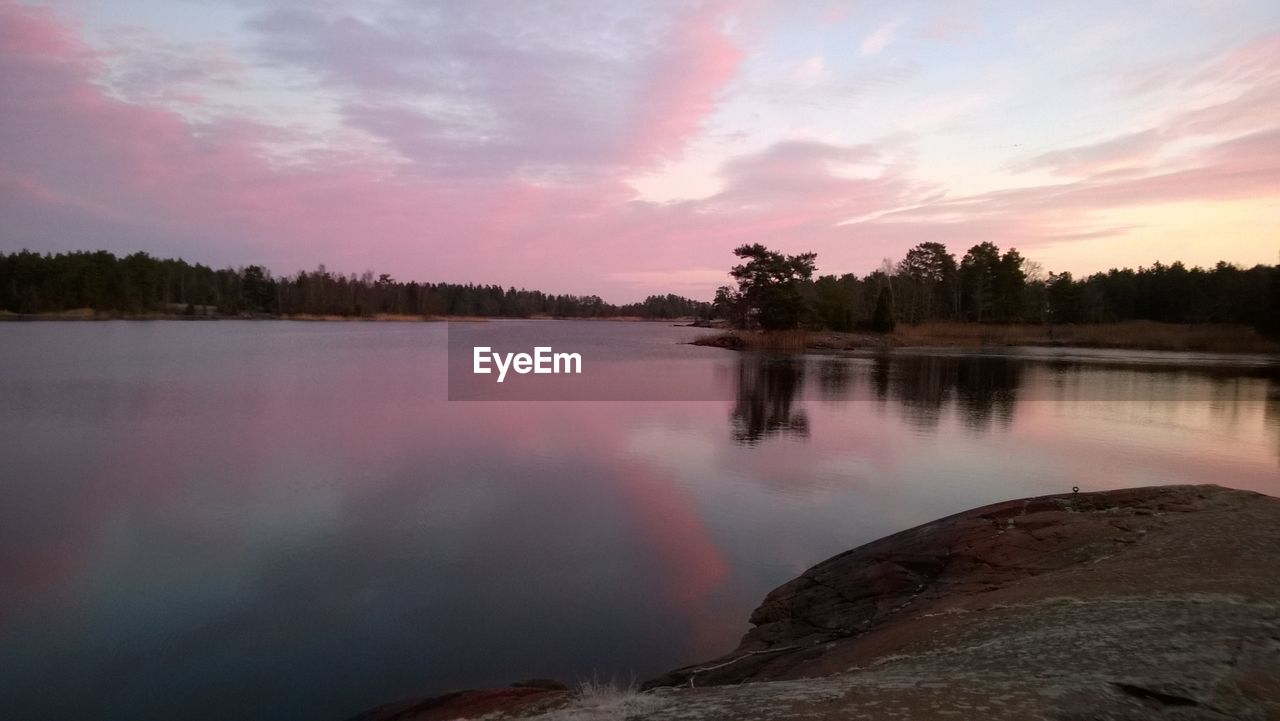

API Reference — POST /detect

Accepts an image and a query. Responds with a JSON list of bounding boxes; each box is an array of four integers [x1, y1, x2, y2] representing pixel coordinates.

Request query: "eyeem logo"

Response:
[[473, 346, 583, 383]]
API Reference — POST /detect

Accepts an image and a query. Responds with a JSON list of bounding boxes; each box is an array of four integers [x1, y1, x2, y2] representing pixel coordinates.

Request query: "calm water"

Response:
[[1, 321, 1277, 720]]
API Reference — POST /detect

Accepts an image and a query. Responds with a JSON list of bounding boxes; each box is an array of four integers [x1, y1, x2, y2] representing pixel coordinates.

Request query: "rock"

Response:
[[643, 484, 1280, 719], [349, 485, 1280, 720], [684, 319, 729, 329], [690, 333, 747, 349], [510, 678, 569, 691], [347, 686, 569, 721]]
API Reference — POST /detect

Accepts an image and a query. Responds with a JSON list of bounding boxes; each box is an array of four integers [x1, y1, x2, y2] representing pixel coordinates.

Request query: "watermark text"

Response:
[[473, 346, 582, 382]]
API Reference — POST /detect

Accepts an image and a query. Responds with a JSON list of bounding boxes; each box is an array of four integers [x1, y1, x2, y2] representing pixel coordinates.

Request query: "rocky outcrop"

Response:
[[351, 485, 1280, 720], [348, 682, 570, 721], [690, 332, 748, 349], [642, 484, 1280, 718]]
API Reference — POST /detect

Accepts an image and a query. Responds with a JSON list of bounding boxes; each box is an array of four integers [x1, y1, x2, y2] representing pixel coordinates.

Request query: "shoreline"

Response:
[[352, 484, 1280, 720], [0, 310, 698, 323], [5, 312, 1274, 355], [692, 321, 1280, 355]]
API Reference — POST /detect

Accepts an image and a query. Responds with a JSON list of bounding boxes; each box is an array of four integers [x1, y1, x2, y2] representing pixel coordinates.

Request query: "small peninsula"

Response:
[[691, 321, 1280, 354]]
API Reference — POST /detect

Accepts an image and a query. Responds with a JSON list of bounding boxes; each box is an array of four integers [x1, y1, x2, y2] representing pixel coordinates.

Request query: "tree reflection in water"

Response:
[[730, 351, 1027, 444], [815, 357, 854, 398], [730, 355, 809, 445], [872, 353, 1024, 431]]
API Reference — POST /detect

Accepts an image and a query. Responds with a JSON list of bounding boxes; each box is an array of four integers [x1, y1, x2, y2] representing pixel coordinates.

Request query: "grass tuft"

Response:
[[523, 676, 662, 721]]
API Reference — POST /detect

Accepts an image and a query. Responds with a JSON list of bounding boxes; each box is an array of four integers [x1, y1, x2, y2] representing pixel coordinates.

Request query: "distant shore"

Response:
[[0, 309, 696, 323], [692, 320, 1280, 354]]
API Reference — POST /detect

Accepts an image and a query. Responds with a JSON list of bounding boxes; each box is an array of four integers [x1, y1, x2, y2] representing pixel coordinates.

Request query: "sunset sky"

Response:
[[1, 1, 1277, 301]]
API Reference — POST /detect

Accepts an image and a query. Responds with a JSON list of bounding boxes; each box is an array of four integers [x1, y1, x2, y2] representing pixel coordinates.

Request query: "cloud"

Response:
[[1017, 129, 1166, 177], [897, 91, 987, 132], [918, 4, 981, 42], [593, 140, 936, 282], [0, 0, 931, 295], [1016, 32, 1280, 179], [793, 55, 826, 84], [716, 140, 885, 202], [96, 28, 244, 112], [606, 268, 729, 291], [0, 2, 1276, 300], [860, 19, 904, 56], [848, 126, 1280, 260], [0, 0, 750, 295], [245, 1, 744, 179], [944, 31, 1280, 257]]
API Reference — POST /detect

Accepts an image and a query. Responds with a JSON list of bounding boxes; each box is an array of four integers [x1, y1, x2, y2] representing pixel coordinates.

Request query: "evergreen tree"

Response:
[[727, 244, 817, 330], [871, 285, 896, 333]]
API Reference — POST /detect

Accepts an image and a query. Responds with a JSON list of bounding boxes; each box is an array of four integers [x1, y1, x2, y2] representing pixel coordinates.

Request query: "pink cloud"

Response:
[[0, 1, 81, 56], [1017, 129, 1165, 177], [1, 2, 1277, 301], [1, 0, 766, 296], [1014, 33, 1280, 179], [845, 126, 1280, 261], [624, 1, 744, 167], [860, 19, 904, 56], [885, 32, 1280, 262], [250, 2, 744, 178]]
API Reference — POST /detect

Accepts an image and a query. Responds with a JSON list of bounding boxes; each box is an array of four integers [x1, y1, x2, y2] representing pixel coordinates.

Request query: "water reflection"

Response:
[[1268, 380, 1280, 462], [874, 354, 1022, 431], [730, 356, 809, 445], [730, 352, 1024, 444], [0, 322, 1277, 721], [730, 350, 1280, 444], [815, 358, 854, 399]]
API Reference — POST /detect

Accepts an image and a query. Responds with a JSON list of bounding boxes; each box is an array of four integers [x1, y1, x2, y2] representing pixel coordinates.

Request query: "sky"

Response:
[[1, 0, 1277, 302]]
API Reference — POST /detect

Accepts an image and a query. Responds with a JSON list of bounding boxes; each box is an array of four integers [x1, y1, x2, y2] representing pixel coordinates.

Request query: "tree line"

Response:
[[715, 242, 1280, 336], [0, 250, 713, 320]]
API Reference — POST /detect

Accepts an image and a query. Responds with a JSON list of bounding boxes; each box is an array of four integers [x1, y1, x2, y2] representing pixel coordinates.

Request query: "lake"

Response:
[[1, 321, 1277, 720]]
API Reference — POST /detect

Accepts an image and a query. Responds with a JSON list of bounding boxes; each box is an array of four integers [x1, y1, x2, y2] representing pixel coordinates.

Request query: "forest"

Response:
[[0, 250, 712, 320], [3, 245, 1278, 339], [715, 242, 1280, 337]]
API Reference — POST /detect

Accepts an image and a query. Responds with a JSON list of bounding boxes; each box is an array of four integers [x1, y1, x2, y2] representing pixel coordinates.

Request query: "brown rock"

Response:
[[690, 333, 747, 349], [347, 686, 569, 721], [645, 484, 1280, 720], [350, 485, 1280, 720], [510, 678, 569, 691]]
